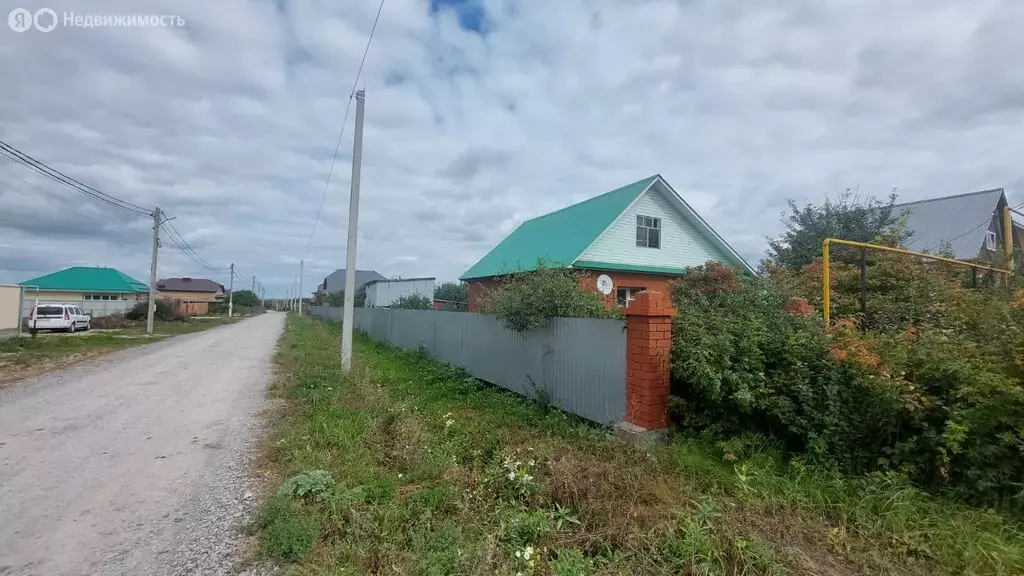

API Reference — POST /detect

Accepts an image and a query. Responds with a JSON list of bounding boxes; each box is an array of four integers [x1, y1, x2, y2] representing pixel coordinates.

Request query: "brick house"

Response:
[[460, 174, 754, 311]]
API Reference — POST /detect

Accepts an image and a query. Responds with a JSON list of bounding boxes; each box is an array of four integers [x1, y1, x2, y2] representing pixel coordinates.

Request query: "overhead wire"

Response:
[[0, 141, 152, 217], [0, 140, 260, 284], [300, 0, 386, 261]]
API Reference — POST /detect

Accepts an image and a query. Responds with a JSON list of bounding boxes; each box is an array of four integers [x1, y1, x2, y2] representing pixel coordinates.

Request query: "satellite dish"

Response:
[[596, 274, 614, 295]]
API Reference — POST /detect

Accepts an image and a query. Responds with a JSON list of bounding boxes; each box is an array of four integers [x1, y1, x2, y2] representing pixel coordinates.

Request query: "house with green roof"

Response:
[[461, 175, 754, 311], [19, 266, 149, 303]]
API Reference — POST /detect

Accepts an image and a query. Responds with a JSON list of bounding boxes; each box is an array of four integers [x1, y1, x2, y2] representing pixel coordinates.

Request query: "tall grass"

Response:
[[253, 315, 1024, 575]]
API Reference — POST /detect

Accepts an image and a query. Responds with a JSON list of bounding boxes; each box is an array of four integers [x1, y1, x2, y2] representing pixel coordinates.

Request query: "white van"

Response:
[[26, 303, 91, 333]]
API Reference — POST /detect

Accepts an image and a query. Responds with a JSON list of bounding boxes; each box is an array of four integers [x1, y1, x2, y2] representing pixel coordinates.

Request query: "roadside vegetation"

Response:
[[0, 316, 243, 386], [254, 314, 1024, 575]]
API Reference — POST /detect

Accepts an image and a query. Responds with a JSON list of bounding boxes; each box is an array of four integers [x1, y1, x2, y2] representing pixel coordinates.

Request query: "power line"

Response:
[[159, 221, 229, 272], [162, 219, 226, 271], [0, 140, 152, 217], [300, 0, 385, 260]]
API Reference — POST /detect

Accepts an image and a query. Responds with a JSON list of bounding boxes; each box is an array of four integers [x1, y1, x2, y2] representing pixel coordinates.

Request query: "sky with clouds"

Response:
[[1, 0, 1022, 296]]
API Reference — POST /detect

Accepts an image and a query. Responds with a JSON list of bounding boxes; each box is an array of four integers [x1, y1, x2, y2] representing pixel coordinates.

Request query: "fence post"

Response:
[[615, 290, 676, 446]]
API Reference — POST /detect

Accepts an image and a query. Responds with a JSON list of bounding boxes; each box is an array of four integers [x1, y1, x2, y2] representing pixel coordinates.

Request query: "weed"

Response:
[[253, 315, 1024, 575], [275, 470, 336, 503]]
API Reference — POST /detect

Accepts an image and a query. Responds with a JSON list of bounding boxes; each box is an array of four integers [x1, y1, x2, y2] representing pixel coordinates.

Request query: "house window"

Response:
[[636, 215, 661, 248], [85, 294, 117, 301], [616, 286, 646, 307], [986, 230, 997, 251]]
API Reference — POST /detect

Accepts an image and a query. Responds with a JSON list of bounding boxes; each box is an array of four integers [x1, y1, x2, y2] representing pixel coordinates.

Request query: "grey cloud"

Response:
[[2, 0, 1023, 291], [437, 147, 511, 182]]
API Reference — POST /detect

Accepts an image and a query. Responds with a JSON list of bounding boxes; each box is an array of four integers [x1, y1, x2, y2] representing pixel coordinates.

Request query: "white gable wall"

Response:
[[579, 188, 730, 269]]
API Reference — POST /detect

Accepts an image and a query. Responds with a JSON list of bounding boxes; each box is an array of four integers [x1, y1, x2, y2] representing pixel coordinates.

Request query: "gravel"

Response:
[[0, 312, 285, 576]]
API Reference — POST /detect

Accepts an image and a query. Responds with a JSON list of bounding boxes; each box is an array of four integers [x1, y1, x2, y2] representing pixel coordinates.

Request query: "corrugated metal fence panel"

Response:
[[390, 309, 436, 352], [306, 305, 626, 425], [546, 317, 627, 425]]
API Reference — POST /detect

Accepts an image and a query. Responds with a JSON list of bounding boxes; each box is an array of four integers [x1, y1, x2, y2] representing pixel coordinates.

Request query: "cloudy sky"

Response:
[[1, 0, 1021, 296]]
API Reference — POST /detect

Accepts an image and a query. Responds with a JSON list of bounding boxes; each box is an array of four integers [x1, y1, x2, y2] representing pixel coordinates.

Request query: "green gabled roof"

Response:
[[20, 266, 148, 293], [460, 175, 658, 280]]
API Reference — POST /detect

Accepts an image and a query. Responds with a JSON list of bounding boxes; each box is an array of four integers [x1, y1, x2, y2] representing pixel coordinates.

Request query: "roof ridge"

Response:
[[522, 174, 658, 224], [893, 188, 1004, 209]]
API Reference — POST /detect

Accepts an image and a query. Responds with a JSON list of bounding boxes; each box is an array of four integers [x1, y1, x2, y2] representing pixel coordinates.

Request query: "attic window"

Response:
[[986, 230, 997, 251], [636, 215, 661, 248]]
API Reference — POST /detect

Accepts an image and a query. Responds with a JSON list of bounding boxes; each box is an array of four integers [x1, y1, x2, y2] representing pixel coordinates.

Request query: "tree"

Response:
[[326, 286, 366, 307], [433, 281, 468, 311], [479, 263, 615, 331], [764, 189, 908, 269], [392, 294, 432, 309], [230, 290, 260, 308]]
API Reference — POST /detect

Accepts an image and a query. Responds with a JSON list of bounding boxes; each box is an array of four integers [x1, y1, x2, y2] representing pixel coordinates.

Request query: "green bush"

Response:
[[125, 300, 176, 321], [434, 281, 468, 311], [479, 263, 616, 331], [391, 294, 432, 310], [669, 262, 1024, 509]]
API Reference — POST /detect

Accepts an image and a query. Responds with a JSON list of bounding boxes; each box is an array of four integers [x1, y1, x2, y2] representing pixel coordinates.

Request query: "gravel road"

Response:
[[0, 312, 285, 576]]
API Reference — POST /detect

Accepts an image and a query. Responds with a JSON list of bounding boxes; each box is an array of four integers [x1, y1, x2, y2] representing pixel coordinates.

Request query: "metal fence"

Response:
[[20, 298, 135, 319], [309, 306, 627, 425]]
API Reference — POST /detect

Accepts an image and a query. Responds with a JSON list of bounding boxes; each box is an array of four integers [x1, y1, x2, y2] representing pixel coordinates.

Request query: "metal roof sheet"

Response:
[[896, 188, 1004, 260]]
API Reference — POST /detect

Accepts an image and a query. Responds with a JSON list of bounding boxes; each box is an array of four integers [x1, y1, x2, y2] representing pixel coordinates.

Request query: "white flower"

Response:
[[445, 418, 455, 428], [397, 474, 403, 479], [514, 550, 522, 558], [523, 546, 534, 560], [508, 471, 516, 480]]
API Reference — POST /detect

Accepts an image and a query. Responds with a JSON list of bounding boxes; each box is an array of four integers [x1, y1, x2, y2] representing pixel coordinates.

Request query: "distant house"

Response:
[[156, 277, 226, 302], [896, 188, 1022, 260], [19, 266, 149, 302], [460, 175, 754, 311], [364, 277, 435, 308], [318, 268, 387, 295]]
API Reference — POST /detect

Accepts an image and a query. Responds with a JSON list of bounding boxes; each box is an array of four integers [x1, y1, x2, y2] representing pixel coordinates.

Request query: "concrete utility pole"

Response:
[[228, 263, 235, 318], [251, 275, 256, 292], [341, 90, 366, 371], [298, 259, 304, 315], [147, 207, 161, 334]]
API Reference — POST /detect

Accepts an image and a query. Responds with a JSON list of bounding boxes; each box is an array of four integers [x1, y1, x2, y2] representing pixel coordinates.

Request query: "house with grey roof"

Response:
[[318, 269, 387, 295], [896, 188, 1021, 261], [156, 277, 226, 302]]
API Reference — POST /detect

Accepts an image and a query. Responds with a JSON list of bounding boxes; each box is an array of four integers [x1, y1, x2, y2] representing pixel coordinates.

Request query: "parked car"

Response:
[[25, 303, 91, 333]]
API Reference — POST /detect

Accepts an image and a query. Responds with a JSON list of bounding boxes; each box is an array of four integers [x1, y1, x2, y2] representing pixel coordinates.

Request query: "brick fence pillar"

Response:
[[622, 290, 676, 433]]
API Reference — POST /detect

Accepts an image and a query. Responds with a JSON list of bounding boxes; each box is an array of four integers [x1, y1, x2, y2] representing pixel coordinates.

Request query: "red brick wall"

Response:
[[624, 291, 676, 430], [467, 278, 502, 312], [577, 271, 676, 309], [467, 270, 679, 312]]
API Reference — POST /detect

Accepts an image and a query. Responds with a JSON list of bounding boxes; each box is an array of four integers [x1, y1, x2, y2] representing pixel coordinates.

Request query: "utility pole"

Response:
[[228, 263, 235, 317], [252, 275, 256, 292], [298, 259, 304, 315], [342, 90, 366, 371], [147, 207, 161, 334]]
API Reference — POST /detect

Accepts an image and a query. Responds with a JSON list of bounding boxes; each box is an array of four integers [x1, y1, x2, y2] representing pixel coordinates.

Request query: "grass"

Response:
[[254, 314, 1024, 575], [0, 316, 245, 386]]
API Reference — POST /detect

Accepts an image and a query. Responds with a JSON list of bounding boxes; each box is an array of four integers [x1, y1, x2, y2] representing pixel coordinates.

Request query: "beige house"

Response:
[[156, 278, 225, 302], [19, 267, 149, 303]]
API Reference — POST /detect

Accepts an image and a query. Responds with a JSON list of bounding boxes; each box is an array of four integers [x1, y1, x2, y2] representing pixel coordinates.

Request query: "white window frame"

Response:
[[636, 215, 661, 249], [985, 230, 997, 251], [616, 286, 646, 308]]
